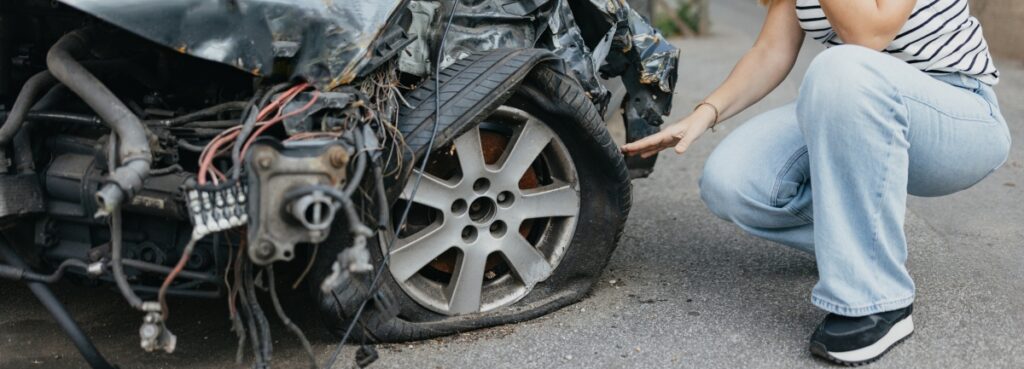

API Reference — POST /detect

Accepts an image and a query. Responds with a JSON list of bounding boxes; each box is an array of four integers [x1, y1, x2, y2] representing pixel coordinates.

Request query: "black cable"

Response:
[[163, 101, 248, 126], [235, 278, 262, 366], [119, 258, 219, 283], [267, 266, 318, 369], [243, 260, 272, 365], [107, 138, 144, 310], [323, 1, 460, 367], [148, 164, 183, 176], [0, 258, 88, 284], [180, 120, 241, 129], [230, 104, 260, 181], [25, 111, 102, 125], [231, 83, 290, 182], [0, 237, 116, 369], [124, 284, 221, 299], [371, 162, 389, 230], [342, 130, 368, 198], [176, 139, 207, 153]]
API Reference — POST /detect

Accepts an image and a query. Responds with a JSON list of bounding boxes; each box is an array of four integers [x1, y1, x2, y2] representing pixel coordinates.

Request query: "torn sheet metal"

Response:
[[58, 0, 407, 89], [405, 0, 678, 120], [400, 0, 541, 78], [545, 0, 610, 107], [598, 0, 679, 94]]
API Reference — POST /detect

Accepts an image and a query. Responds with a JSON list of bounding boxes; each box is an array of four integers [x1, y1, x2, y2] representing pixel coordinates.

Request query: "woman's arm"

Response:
[[819, 0, 915, 50], [622, 0, 804, 157]]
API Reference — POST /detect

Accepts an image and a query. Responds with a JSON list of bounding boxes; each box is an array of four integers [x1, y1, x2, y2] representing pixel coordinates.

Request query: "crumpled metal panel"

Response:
[[546, 0, 609, 103], [59, 0, 406, 89], [408, 0, 678, 117], [593, 0, 679, 94]]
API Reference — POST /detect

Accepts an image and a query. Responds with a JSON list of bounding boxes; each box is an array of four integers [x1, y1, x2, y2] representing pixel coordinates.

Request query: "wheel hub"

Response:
[[467, 196, 497, 223], [387, 106, 580, 315]]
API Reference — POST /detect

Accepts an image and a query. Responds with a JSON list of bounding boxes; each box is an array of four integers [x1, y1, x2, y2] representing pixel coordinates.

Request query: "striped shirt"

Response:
[[796, 0, 999, 85]]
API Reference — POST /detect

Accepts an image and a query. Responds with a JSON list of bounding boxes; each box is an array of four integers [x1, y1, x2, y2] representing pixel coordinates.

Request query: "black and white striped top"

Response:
[[796, 0, 999, 85]]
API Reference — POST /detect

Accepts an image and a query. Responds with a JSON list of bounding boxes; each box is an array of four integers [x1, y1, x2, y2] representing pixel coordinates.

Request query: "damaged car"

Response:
[[0, 0, 678, 367]]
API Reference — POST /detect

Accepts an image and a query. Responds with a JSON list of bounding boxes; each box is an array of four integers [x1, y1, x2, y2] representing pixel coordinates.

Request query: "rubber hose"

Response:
[[46, 29, 151, 215], [0, 71, 57, 148]]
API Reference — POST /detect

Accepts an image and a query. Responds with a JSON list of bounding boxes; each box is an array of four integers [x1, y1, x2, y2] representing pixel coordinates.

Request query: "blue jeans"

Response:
[[700, 45, 1011, 317]]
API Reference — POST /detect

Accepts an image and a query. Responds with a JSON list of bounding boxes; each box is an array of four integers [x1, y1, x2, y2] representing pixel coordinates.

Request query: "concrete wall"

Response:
[[971, 0, 1024, 62]]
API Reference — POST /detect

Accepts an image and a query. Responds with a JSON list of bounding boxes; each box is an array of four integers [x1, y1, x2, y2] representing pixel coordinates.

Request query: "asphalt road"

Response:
[[2, 0, 1022, 368]]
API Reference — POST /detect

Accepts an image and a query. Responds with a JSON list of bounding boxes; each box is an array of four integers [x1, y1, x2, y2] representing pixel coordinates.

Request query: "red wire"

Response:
[[158, 238, 195, 320], [196, 83, 312, 185], [240, 91, 321, 158]]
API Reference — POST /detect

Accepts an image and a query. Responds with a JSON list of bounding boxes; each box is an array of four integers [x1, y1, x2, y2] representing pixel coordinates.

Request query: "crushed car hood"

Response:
[[59, 0, 406, 89]]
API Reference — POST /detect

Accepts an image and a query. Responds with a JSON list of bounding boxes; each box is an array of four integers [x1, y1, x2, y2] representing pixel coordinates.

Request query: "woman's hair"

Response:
[[759, 0, 772, 5]]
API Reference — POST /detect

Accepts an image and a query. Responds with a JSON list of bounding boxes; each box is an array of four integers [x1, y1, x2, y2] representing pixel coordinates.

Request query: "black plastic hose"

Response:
[[0, 258, 88, 283], [0, 71, 57, 148]]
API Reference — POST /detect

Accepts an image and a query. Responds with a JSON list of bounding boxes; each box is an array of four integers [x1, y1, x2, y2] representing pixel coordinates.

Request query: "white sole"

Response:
[[827, 315, 914, 363]]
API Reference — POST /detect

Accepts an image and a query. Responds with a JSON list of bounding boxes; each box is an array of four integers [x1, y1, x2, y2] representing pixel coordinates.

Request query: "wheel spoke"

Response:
[[389, 222, 458, 282], [499, 235, 553, 286], [514, 182, 579, 220], [453, 126, 486, 176], [497, 119, 555, 183], [446, 248, 488, 314], [400, 169, 457, 211]]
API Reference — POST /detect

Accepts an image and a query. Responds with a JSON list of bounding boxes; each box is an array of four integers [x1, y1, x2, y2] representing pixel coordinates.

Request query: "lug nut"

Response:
[[497, 191, 514, 207]]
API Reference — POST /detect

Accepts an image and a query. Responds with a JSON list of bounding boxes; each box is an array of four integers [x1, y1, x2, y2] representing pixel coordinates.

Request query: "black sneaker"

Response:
[[809, 305, 914, 366]]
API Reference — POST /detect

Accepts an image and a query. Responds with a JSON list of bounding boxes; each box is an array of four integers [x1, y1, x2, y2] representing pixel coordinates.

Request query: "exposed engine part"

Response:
[[186, 184, 249, 239], [245, 140, 352, 264], [280, 90, 370, 136], [319, 235, 373, 294], [0, 173, 45, 222], [289, 190, 339, 232], [45, 29, 152, 217], [45, 151, 191, 221], [139, 301, 176, 353]]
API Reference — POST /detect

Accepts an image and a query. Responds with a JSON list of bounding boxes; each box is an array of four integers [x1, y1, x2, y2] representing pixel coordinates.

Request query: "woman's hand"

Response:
[[620, 105, 716, 158]]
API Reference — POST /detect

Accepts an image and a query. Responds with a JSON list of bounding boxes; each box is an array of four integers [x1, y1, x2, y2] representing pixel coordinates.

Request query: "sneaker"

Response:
[[809, 305, 914, 366]]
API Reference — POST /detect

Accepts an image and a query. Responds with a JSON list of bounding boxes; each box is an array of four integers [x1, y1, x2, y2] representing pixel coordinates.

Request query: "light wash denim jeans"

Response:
[[700, 45, 1011, 317]]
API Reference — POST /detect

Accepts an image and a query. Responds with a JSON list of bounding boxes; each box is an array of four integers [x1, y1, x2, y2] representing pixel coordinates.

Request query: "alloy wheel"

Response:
[[386, 106, 580, 315]]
